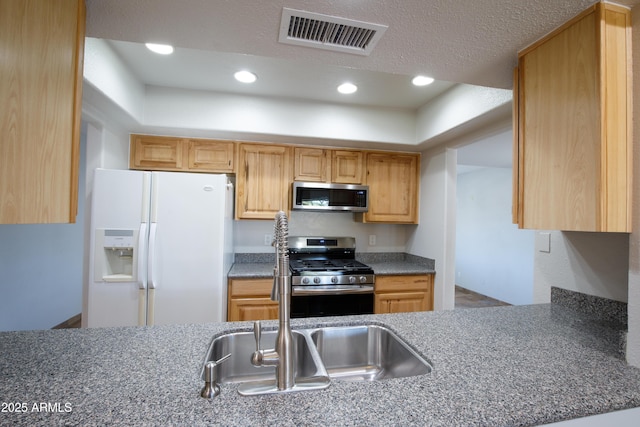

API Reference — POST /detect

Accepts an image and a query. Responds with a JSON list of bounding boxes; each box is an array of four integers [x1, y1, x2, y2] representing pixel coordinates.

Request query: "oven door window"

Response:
[[290, 293, 374, 318]]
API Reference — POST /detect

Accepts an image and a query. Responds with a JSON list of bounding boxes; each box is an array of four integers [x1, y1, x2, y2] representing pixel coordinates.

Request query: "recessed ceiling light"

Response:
[[337, 82, 358, 94], [145, 43, 174, 55], [234, 70, 258, 83], [412, 75, 434, 86]]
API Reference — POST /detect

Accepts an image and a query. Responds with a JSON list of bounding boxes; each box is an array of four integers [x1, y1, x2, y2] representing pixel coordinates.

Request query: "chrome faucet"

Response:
[[239, 211, 295, 394]]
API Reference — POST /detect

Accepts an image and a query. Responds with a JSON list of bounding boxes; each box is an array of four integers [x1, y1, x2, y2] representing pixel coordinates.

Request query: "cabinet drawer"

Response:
[[228, 298, 278, 322], [229, 279, 273, 297], [375, 275, 433, 292]]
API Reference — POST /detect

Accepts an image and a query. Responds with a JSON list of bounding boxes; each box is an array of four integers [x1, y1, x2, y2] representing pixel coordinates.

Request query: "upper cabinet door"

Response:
[[0, 0, 85, 224], [514, 3, 631, 232], [236, 143, 292, 220], [293, 147, 329, 182], [332, 150, 363, 184], [187, 139, 234, 173], [130, 135, 185, 171], [359, 152, 420, 224]]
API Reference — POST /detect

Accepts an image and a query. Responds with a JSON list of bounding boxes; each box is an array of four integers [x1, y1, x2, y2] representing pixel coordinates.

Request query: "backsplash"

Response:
[[233, 210, 409, 253], [551, 287, 627, 327]]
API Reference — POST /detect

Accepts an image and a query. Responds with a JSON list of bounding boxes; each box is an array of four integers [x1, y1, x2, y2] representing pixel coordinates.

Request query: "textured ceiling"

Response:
[[85, 0, 640, 90]]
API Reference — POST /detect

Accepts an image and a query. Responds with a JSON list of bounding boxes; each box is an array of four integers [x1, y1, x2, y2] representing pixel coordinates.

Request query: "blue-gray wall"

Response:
[[455, 167, 534, 305], [0, 126, 86, 331]]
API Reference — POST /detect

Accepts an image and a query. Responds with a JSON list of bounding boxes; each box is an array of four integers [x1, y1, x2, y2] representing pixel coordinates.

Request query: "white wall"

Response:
[[416, 84, 512, 144], [456, 167, 534, 305], [406, 145, 458, 310], [143, 86, 416, 146], [0, 127, 87, 331], [533, 231, 629, 304], [83, 38, 145, 122]]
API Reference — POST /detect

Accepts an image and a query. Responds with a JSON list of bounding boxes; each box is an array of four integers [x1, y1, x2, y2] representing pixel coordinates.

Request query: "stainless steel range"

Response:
[[288, 236, 375, 318]]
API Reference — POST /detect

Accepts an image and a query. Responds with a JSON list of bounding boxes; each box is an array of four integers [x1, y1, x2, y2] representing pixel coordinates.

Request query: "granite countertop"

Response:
[[1, 302, 639, 426], [228, 252, 436, 279]]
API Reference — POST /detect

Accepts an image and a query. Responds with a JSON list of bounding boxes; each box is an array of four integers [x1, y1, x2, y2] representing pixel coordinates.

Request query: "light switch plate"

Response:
[[536, 232, 551, 253]]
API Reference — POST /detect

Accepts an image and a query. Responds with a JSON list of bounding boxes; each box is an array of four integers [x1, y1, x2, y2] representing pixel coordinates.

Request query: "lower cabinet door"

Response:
[[228, 298, 278, 321], [375, 292, 429, 314]]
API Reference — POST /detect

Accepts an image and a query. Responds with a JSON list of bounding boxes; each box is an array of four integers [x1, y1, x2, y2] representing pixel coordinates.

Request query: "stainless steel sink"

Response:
[[309, 324, 432, 381], [202, 323, 431, 394], [203, 329, 329, 386]]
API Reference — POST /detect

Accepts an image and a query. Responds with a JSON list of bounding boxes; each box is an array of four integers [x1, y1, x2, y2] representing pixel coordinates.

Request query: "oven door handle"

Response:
[[292, 285, 374, 295]]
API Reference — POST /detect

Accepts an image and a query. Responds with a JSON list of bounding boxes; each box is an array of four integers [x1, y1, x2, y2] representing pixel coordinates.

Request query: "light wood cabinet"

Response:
[[356, 152, 420, 224], [294, 147, 329, 182], [127, 135, 422, 224], [130, 134, 234, 173], [514, 3, 631, 232], [293, 148, 363, 184], [236, 143, 292, 220], [0, 0, 85, 224], [187, 139, 234, 172], [332, 150, 363, 184], [374, 274, 434, 314], [130, 135, 185, 171], [227, 279, 278, 321]]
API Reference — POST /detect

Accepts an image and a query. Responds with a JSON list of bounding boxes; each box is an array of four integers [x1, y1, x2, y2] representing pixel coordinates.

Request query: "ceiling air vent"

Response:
[[278, 8, 388, 56]]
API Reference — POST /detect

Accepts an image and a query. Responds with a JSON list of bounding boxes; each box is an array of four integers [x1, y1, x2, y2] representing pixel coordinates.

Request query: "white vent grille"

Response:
[[279, 8, 387, 56]]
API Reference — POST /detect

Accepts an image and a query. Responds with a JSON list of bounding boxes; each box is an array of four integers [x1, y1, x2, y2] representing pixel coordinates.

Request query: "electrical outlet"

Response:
[[369, 235, 376, 246], [264, 234, 273, 246]]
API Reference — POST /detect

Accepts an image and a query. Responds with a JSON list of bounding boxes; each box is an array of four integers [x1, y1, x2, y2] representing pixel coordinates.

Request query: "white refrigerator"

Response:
[[87, 168, 234, 328]]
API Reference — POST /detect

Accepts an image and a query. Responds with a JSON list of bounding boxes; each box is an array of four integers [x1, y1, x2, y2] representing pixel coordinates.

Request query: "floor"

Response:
[[52, 314, 81, 329], [454, 286, 510, 309]]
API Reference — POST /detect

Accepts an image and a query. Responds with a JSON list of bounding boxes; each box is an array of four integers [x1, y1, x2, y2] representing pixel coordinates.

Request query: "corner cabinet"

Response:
[[356, 152, 420, 224], [227, 279, 278, 321], [0, 0, 85, 224], [129, 134, 234, 173], [374, 274, 434, 314], [236, 143, 292, 220], [513, 2, 632, 232]]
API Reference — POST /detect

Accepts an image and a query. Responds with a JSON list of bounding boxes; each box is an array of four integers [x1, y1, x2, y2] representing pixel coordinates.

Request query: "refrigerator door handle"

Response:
[[137, 223, 148, 326], [137, 223, 148, 290], [148, 223, 158, 289]]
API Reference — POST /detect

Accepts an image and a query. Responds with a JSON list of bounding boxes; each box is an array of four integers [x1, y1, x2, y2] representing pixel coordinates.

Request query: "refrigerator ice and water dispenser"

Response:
[[93, 229, 138, 282]]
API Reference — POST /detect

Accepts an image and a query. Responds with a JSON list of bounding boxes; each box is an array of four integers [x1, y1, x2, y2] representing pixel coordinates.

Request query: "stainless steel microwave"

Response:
[[292, 182, 369, 212]]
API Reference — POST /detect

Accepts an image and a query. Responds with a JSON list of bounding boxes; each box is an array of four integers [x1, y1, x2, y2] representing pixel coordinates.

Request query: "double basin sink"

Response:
[[202, 323, 432, 394]]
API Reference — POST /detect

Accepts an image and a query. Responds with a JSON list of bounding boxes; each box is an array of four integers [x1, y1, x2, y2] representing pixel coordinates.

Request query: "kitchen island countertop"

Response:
[[1, 303, 638, 426]]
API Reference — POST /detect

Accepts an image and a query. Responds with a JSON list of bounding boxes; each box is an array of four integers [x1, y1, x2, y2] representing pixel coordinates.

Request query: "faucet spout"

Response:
[[247, 211, 295, 391]]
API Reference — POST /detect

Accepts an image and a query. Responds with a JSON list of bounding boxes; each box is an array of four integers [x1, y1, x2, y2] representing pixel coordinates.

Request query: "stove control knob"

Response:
[[349, 276, 356, 284], [359, 276, 367, 283], [331, 276, 339, 284], [302, 277, 310, 285], [313, 277, 321, 284]]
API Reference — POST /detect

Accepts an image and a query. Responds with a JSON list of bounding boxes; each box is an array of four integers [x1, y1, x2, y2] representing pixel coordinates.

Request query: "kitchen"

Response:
[[2, 0, 640, 425]]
